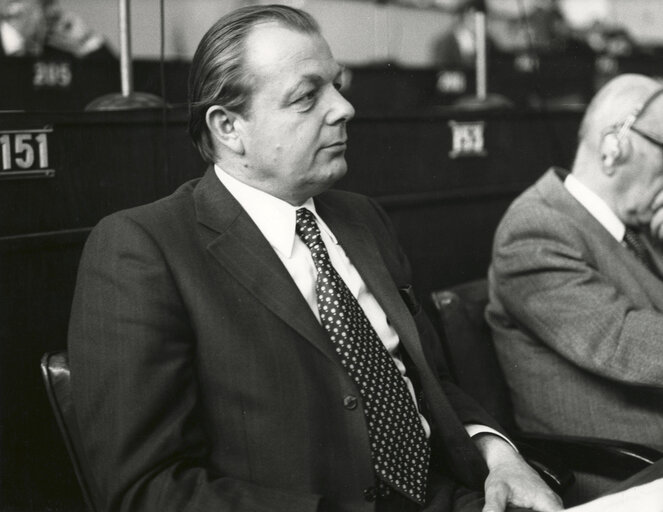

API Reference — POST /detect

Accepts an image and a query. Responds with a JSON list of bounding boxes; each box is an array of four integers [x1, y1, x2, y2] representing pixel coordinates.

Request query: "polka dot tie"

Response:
[[295, 208, 430, 505]]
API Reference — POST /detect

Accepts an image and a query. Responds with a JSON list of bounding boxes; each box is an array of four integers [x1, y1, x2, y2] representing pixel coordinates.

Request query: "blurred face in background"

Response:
[[1, 0, 49, 54]]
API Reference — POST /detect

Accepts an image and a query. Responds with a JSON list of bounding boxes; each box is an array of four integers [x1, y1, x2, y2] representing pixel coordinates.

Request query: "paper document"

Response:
[[565, 478, 663, 512]]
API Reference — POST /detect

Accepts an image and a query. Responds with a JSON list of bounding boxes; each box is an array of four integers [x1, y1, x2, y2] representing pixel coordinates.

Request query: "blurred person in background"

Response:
[[433, 0, 590, 70], [0, 0, 113, 58], [485, 0, 588, 55]]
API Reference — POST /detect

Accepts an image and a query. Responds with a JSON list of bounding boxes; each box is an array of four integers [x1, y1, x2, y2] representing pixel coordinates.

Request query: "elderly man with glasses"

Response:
[[488, 74, 663, 465]]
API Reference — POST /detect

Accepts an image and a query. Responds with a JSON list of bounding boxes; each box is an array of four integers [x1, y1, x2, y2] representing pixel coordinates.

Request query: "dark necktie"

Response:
[[623, 227, 658, 276], [295, 207, 430, 504]]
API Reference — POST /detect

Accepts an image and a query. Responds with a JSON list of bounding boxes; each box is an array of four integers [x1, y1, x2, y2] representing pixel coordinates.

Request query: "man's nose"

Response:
[[326, 87, 355, 125]]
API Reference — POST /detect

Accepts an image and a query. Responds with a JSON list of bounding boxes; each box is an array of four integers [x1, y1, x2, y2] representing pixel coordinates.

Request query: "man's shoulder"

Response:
[[498, 169, 570, 228], [492, 168, 587, 251], [317, 189, 393, 229], [317, 188, 379, 215], [97, 176, 202, 231]]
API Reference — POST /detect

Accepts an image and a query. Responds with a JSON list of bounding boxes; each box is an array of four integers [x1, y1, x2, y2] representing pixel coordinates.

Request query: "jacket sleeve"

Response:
[[490, 203, 663, 388], [68, 213, 324, 512]]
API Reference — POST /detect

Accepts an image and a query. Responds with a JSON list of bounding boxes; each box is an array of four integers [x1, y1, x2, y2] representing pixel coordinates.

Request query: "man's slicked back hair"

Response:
[[188, 4, 320, 163]]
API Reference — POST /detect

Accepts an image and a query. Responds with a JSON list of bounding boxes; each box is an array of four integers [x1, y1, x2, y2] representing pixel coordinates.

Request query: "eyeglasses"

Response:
[[629, 125, 663, 151]]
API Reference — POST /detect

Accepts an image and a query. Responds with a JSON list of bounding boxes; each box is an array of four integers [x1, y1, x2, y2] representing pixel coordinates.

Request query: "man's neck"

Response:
[[214, 162, 315, 207], [565, 172, 625, 241], [214, 164, 310, 207]]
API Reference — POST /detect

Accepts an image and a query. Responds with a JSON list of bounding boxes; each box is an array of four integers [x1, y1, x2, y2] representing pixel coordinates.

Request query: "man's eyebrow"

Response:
[[284, 74, 320, 99], [285, 66, 345, 99], [283, 74, 325, 105]]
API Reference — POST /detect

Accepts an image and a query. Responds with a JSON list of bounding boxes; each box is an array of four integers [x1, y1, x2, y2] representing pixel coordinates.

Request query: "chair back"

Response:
[[40, 351, 99, 512], [430, 278, 515, 431]]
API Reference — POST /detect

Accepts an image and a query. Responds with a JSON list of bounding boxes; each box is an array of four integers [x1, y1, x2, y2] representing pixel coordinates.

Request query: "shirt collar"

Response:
[[214, 164, 338, 258], [564, 173, 626, 241], [0, 21, 26, 56]]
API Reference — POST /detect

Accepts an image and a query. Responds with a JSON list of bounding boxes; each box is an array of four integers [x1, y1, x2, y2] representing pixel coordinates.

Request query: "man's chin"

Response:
[[326, 163, 348, 186], [306, 165, 348, 196]]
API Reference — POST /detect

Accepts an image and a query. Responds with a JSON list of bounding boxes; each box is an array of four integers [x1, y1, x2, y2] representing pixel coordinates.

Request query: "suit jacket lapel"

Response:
[[539, 168, 663, 307], [315, 196, 429, 368], [194, 172, 437, 372], [194, 169, 338, 363]]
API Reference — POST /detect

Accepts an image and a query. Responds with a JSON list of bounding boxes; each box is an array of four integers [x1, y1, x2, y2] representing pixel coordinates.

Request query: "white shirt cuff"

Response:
[[465, 423, 518, 452]]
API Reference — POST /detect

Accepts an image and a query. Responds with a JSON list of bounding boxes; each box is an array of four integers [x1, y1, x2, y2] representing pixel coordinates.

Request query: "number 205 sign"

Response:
[[0, 127, 54, 179]]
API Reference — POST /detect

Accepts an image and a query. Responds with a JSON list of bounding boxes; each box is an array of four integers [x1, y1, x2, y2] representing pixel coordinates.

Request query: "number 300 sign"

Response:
[[0, 128, 54, 179]]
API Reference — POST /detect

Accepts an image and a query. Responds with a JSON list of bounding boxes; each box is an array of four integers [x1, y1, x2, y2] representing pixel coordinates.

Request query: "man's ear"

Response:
[[600, 129, 632, 174], [206, 106, 245, 155]]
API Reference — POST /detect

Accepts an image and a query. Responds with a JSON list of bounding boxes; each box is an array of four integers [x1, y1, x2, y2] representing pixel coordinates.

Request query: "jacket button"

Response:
[[343, 395, 358, 410], [363, 486, 377, 502]]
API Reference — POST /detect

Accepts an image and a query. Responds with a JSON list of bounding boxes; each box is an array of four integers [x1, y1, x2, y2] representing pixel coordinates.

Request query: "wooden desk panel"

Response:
[[0, 110, 205, 236]]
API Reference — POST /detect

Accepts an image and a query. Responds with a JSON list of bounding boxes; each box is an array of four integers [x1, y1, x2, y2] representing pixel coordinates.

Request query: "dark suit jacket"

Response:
[[487, 168, 663, 450], [68, 168, 499, 511]]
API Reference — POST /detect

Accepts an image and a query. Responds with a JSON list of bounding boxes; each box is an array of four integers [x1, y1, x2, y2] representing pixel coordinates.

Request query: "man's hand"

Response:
[[474, 434, 563, 512], [649, 189, 663, 241]]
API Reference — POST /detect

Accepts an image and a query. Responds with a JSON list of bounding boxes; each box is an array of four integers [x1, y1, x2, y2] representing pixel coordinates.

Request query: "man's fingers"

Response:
[[650, 208, 663, 240], [652, 191, 663, 212], [482, 481, 509, 512], [530, 489, 564, 512]]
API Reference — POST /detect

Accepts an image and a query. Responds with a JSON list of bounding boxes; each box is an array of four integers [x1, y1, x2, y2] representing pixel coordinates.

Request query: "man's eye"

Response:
[[292, 90, 317, 111], [297, 90, 316, 103]]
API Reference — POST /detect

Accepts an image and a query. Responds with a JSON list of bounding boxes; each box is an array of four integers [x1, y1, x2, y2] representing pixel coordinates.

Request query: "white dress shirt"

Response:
[[564, 173, 625, 242], [215, 165, 509, 444]]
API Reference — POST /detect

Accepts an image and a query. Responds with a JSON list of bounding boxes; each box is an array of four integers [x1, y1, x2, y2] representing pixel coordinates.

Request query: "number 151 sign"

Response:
[[0, 127, 54, 179]]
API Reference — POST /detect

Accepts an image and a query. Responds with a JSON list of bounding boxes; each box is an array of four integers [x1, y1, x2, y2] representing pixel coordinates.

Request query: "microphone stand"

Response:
[[86, 0, 164, 110], [455, 4, 512, 109]]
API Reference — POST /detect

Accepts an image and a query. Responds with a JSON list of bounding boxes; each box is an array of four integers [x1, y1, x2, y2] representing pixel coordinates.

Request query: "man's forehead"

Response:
[[244, 22, 338, 76]]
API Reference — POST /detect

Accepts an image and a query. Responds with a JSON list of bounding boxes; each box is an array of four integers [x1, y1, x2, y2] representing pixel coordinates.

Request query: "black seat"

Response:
[[40, 351, 99, 512], [431, 279, 662, 504]]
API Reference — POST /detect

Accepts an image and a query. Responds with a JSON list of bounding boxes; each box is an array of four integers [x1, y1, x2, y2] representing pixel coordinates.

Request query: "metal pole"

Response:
[[119, 0, 133, 97], [474, 9, 487, 101]]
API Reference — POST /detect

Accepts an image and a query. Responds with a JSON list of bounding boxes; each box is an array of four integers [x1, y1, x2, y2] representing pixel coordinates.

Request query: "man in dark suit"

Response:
[[488, 74, 663, 453], [68, 5, 561, 511]]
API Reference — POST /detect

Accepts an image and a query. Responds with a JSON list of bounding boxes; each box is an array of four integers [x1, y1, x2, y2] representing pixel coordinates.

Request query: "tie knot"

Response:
[[296, 208, 324, 254], [624, 227, 645, 253], [296, 207, 318, 237], [296, 207, 316, 226], [624, 226, 640, 238], [623, 227, 657, 273]]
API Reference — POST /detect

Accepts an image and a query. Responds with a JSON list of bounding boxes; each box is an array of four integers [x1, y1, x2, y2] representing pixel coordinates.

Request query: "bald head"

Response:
[[578, 74, 663, 154], [573, 74, 663, 228]]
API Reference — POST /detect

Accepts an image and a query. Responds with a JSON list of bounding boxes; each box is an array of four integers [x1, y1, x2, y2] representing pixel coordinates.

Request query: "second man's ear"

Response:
[[600, 130, 632, 171], [206, 106, 245, 155]]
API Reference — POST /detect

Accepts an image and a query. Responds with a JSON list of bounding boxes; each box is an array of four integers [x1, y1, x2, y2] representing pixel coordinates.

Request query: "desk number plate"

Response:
[[448, 121, 487, 159], [0, 127, 54, 179]]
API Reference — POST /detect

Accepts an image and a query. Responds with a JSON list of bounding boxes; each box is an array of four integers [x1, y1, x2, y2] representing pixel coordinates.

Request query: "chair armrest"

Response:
[[514, 432, 663, 480], [515, 440, 575, 494]]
